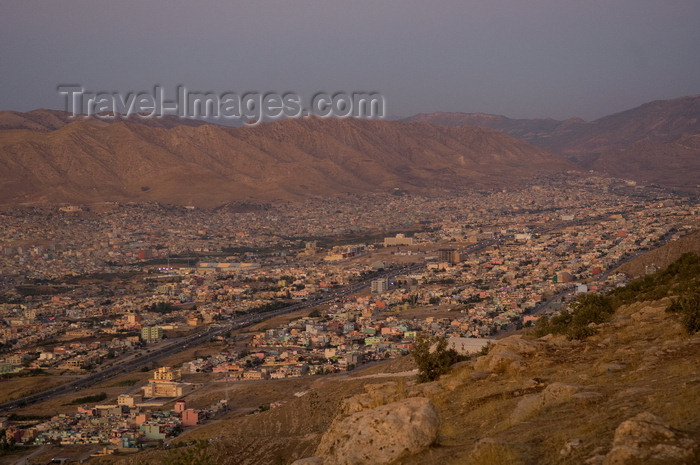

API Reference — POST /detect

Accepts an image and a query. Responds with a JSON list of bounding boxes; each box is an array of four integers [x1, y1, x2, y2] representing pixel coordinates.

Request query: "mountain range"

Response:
[[0, 114, 571, 206], [406, 95, 700, 192], [0, 95, 698, 206]]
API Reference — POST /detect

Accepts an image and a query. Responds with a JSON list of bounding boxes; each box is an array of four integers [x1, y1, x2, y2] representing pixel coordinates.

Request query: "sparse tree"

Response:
[[412, 334, 461, 383]]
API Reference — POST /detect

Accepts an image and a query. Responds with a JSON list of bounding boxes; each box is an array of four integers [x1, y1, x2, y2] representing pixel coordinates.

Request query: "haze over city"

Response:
[[2, 0, 700, 120], [0, 2, 699, 465]]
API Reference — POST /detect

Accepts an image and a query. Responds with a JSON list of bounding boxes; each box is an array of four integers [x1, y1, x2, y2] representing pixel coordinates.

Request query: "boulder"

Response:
[[603, 412, 699, 465], [493, 335, 541, 355], [473, 336, 542, 374], [596, 362, 627, 374], [408, 380, 441, 397], [572, 391, 603, 403], [541, 382, 582, 404], [315, 397, 439, 465], [340, 382, 404, 415], [485, 350, 523, 373], [470, 370, 491, 381], [510, 394, 542, 423], [630, 305, 665, 322], [540, 333, 572, 348]]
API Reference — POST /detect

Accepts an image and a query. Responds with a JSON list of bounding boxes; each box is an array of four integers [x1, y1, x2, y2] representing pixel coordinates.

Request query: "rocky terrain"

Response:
[[286, 299, 699, 465], [0, 115, 572, 206]]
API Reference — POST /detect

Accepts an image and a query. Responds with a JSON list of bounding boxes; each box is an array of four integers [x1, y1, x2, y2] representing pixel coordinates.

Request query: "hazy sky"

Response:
[[2, 0, 699, 120]]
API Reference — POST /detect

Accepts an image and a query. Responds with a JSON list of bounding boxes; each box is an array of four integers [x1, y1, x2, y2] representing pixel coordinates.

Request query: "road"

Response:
[[0, 217, 665, 413], [0, 261, 424, 414], [498, 228, 678, 334], [17, 444, 47, 465]]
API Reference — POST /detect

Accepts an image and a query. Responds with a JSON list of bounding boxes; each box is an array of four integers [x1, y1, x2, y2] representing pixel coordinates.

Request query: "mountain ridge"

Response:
[[0, 116, 574, 207], [405, 95, 700, 192], [3, 95, 698, 206]]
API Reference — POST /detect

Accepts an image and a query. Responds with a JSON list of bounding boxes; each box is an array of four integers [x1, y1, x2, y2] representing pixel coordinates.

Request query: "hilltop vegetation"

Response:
[[614, 230, 700, 278], [535, 252, 700, 339], [411, 335, 464, 383]]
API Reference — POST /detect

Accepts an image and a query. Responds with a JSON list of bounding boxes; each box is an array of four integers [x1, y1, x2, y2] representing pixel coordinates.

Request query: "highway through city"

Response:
[[0, 216, 664, 413], [0, 262, 423, 414]]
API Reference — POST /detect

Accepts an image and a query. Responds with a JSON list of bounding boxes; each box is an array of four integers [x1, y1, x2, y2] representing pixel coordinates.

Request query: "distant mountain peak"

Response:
[[404, 95, 700, 193]]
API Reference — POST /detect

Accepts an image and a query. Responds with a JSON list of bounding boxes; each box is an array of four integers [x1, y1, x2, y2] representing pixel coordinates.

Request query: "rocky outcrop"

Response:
[[473, 335, 543, 374], [602, 412, 699, 465], [307, 397, 439, 465], [339, 381, 405, 415]]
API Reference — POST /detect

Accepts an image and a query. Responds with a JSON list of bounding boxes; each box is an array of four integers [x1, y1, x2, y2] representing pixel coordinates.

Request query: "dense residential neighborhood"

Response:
[[0, 174, 697, 457]]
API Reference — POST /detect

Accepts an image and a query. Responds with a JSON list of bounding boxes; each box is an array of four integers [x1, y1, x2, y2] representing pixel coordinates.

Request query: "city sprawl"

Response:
[[0, 173, 697, 452]]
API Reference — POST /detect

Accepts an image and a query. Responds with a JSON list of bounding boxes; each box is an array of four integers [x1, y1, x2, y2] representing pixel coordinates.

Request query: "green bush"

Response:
[[65, 392, 107, 406], [666, 290, 700, 333], [534, 294, 614, 340], [569, 294, 614, 327], [534, 310, 573, 338], [536, 253, 699, 340], [610, 252, 700, 307], [411, 335, 462, 383]]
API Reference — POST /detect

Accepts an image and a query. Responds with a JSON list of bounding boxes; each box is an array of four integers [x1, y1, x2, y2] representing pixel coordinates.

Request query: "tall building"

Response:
[[182, 409, 199, 426], [153, 366, 181, 381], [437, 248, 460, 265], [141, 326, 163, 343], [371, 278, 388, 294], [23, 308, 37, 320]]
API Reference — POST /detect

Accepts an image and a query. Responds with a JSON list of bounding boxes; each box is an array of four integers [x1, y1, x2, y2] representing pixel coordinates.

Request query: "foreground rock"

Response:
[[602, 412, 699, 465], [473, 335, 543, 374], [339, 381, 405, 415], [305, 397, 439, 465]]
